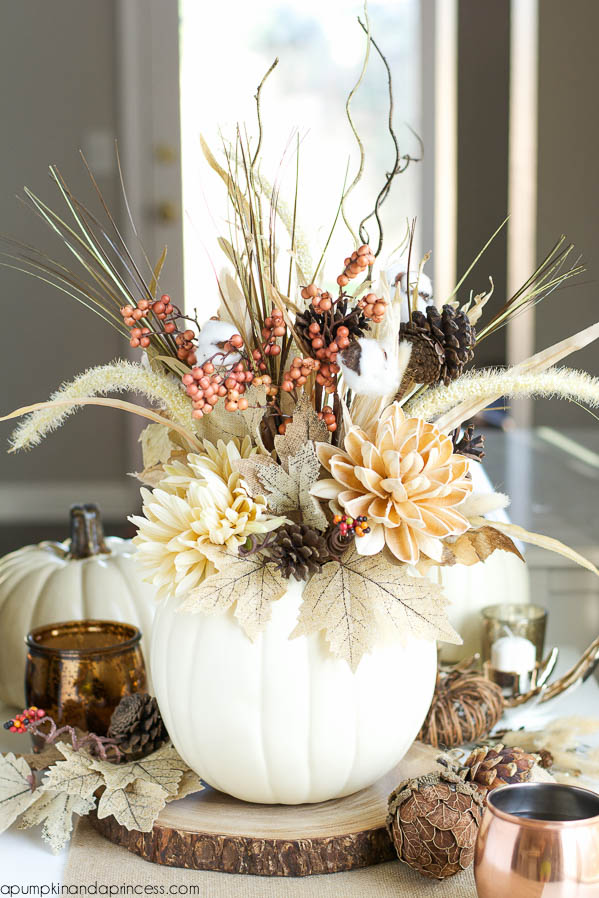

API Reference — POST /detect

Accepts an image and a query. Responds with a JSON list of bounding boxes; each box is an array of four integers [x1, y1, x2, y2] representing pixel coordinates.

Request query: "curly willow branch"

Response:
[[252, 57, 279, 168], [340, 5, 371, 247], [406, 367, 599, 423], [7, 360, 196, 451], [356, 19, 423, 256]]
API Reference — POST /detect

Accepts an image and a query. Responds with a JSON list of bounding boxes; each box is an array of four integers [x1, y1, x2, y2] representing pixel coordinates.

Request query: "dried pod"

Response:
[[419, 667, 504, 748], [464, 743, 537, 794], [108, 693, 168, 761], [387, 767, 484, 880]]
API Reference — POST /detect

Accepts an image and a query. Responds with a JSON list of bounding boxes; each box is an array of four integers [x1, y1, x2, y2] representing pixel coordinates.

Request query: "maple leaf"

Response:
[[96, 779, 167, 833], [178, 548, 287, 639], [273, 394, 329, 471], [240, 442, 327, 530], [293, 545, 460, 671], [90, 743, 190, 796], [0, 753, 37, 834], [18, 790, 95, 854], [40, 743, 103, 800], [199, 384, 268, 445]]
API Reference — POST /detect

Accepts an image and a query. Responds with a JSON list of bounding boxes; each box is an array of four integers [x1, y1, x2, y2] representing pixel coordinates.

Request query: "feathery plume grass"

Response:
[[8, 360, 195, 451], [407, 367, 599, 423]]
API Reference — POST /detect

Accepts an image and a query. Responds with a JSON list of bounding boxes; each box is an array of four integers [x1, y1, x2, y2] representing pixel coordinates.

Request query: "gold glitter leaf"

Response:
[[90, 744, 192, 796], [96, 779, 167, 833], [178, 549, 288, 639], [40, 744, 103, 800], [292, 544, 460, 670]]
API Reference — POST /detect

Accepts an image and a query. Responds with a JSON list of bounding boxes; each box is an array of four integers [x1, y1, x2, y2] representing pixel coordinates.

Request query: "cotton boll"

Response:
[[386, 263, 434, 322], [340, 338, 402, 397], [195, 318, 241, 365]]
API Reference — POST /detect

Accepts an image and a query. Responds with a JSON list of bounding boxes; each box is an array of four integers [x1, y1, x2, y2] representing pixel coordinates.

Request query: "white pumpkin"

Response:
[[438, 461, 530, 662], [0, 505, 156, 708], [151, 577, 437, 805]]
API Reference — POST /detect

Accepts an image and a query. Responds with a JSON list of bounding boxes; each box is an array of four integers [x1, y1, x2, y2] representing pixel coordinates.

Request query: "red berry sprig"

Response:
[[332, 513, 370, 538], [337, 244, 376, 288], [4, 706, 46, 733]]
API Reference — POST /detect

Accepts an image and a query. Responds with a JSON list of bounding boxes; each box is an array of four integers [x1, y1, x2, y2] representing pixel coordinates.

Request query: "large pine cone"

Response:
[[387, 768, 484, 880], [108, 693, 168, 761], [266, 523, 329, 580], [464, 744, 537, 794], [295, 297, 368, 350], [400, 304, 475, 385]]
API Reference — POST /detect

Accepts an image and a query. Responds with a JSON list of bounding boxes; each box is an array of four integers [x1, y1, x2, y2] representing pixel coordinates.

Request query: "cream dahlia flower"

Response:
[[311, 404, 472, 564], [131, 437, 285, 601]]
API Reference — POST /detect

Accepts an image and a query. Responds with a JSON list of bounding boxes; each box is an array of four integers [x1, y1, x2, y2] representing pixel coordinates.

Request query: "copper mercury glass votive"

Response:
[[25, 619, 147, 739], [474, 782, 599, 896]]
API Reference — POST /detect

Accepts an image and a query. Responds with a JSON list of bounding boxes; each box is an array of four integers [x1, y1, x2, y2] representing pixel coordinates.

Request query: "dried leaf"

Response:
[[470, 517, 599, 578], [41, 744, 103, 800], [169, 768, 204, 802], [243, 443, 328, 530], [90, 744, 190, 796], [21, 743, 64, 772], [293, 545, 459, 670], [274, 395, 329, 470], [0, 753, 37, 834], [178, 548, 287, 640], [139, 422, 175, 470], [96, 779, 167, 833], [18, 790, 94, 854], [420, 525, 525, 570]]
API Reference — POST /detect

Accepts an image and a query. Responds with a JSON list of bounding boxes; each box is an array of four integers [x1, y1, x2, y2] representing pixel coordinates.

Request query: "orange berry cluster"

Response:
[[358, 292, 387, 324], [4, 706, 45, 733], [182, 355, 253, 419], [259, 307, 285, 358], [317, 405, 337, 433], [176, 329, 198, 366], [120, 294, 176, 347], [281, 356, 320, 392], [300, 284, 333, 312], [336, 244, 375, 288], [315, 360, 340, 393]]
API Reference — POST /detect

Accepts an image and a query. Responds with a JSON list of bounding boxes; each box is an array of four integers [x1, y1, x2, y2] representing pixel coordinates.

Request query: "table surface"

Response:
[[1, 426, 598, 884]]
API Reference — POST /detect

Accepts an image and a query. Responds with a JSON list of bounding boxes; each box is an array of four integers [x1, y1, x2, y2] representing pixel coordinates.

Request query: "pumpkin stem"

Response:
[[69, 504, 111, 558]]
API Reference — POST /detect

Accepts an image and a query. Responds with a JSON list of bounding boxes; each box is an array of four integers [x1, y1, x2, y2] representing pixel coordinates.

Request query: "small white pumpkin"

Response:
[[0, 504, 156, 708], [151, 577, 438, 805]]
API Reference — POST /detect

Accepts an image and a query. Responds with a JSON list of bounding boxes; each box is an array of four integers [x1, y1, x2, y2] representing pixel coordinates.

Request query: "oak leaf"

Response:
[[178, 548, 287, 639], [0, 753, 37, 834], [292, 545, 460, 670], [96, 779, 167, 833], [422, 524, 525, 569], [18, 790, 95, 854], [90, 743, 191, 796], [41, 743, 103, 800]]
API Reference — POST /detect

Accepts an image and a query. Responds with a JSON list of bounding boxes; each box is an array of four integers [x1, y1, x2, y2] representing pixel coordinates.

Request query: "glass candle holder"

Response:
[[481, 603, 547, 672], [25, 620, 147, 740]]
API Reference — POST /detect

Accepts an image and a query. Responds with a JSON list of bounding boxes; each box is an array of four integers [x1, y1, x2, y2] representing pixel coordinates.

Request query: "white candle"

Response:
[[491, 634, 536, 673]]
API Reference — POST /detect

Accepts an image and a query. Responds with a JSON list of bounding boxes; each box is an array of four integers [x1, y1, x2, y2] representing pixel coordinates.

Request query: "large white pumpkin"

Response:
[[0, 505, 156, 708], [151, 577, 437, 805]]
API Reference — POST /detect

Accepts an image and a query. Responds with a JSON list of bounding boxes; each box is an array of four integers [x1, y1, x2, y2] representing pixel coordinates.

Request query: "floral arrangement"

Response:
[[2, 21, 599, 673]]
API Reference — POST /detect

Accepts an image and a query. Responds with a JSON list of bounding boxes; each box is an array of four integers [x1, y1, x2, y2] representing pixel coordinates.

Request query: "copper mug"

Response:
[[474, 782, 599, 896]]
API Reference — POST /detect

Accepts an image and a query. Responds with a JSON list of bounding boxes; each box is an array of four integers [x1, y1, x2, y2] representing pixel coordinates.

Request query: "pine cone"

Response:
[[266, 523, 329, 580], [387, 768, 484, 880], [295, 297, 368, 350], [400, 304, 475, 386], [464, 744, 537, 794], [452, 424, 485, 461], [108, 693, 168, 761]]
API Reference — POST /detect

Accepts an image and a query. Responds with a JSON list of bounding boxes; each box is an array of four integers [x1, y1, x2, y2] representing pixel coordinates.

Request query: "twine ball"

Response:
[[418, 667, 504, 748]]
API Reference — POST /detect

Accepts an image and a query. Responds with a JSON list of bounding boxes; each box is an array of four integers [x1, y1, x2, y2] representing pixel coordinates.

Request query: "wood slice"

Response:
[[89, 742, 442, 876]]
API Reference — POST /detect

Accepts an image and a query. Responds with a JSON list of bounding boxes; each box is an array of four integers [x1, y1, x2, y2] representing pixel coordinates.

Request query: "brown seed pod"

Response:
[[464, 743, 537, 794], [387, 767, 484, 880], [418, 666, 504, 748]]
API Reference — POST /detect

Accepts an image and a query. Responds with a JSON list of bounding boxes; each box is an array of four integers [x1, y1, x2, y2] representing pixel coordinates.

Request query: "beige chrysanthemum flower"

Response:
[[311, 404, 473, 564], [131, 437, 285, 601]]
